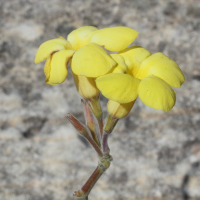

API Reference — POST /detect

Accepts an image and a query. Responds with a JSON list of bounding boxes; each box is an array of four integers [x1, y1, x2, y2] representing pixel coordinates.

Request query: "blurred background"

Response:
[[0, 0, 200, 199]]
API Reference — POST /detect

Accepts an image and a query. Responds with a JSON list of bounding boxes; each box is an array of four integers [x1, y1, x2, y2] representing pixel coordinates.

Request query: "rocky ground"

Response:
[[0, 0, 200, 199]]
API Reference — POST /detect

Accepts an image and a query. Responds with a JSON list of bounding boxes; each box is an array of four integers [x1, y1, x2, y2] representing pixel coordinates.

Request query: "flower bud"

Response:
[[72, 72, 102, 120], [73, 73, 103, 136], [107, 99, 136, 119], [73, 73, 100, 99], [104, 99, 136, 133], [66, 113, 87, 135]]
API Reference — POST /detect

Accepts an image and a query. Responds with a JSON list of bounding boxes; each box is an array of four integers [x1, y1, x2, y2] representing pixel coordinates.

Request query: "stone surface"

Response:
[[0, 0, 200, 199]]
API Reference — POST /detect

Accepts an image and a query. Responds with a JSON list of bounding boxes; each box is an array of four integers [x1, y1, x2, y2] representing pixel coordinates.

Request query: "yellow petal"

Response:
[[107, 99, 136, 119], [44, 56, 52, 79], [119, 46, 151, 75], [71, 43, 116, 77], [67, 26, 98, 50], [72, 73, 100, 99], [90, 26, 139, 51], [45, 49, 75, 85], [138, 75, 176, 112], [96, 73, 140, 103], [136, 53, 185, 88], [35, 37, 71, 64], [109, 54, 128, 74]]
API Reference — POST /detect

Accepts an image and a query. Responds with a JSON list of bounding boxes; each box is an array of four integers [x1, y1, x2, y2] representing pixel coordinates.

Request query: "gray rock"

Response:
[[0, 0, 200, 199]]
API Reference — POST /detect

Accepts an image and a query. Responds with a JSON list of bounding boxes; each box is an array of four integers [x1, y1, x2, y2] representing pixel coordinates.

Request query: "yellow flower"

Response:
[[35, 26, 138, 124], [34, 26, 139, 85], [96, 46, 185, 115]]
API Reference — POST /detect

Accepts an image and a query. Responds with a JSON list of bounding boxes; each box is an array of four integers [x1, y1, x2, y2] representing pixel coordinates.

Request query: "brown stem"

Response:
[[97, 117, 104, 139], [74, 159, 111, 199], [84, 134, 103, 157], [82, 165, 104, 194], [66, 113, 103, 157], [102, 131, 110, 154]]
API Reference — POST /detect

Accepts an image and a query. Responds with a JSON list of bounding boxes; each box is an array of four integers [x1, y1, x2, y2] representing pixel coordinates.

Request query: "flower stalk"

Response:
[[86, 97, 104, 138], [66, 113, 103, 157], [81, 99, 100, 147], [102, 114, 119, 154], [67, 103, 114, 200], [73, 155, 112, 200]]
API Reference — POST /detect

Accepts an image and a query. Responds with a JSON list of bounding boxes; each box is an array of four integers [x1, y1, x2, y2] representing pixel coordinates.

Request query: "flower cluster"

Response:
[[96, 46, 185, 119], [35, 26, 185, 199], [35, 26, 185, 119]]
